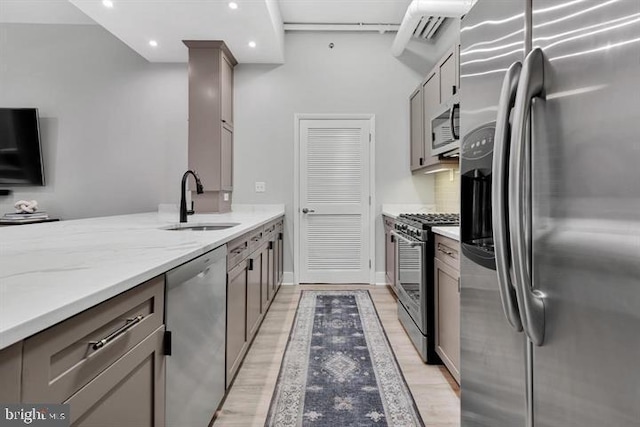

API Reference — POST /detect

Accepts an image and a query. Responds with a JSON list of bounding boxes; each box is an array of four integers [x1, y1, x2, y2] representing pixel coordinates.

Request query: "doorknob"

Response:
[[302, 208, 315, 214]]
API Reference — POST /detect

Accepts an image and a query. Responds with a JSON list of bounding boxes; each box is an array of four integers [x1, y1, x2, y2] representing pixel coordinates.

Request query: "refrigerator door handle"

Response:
[[508, 47, 546, 346], [492, 61, 524, 333]]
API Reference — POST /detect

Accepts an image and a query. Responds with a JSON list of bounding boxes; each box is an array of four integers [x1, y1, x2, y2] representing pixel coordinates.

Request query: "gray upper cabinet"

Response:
[[421, 71, 443, 168], [409, 43, 460, 173], [410, 88, 424, 171], [439, 46, 457, 103], [221, 54, 234, 129], [221, 125, 233, 192], [184, 40, 237, 213]]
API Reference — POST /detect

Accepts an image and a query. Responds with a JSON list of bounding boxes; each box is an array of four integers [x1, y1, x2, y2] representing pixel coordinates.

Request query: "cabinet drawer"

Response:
[[383, 215, 395, 231], [64, 325, 166, 427], [435, 235, 460, 269], [227, 234, 249, 270], [22, 276, 164, 403], [248, 227, 265, 253], [263, 221, 277, 241]]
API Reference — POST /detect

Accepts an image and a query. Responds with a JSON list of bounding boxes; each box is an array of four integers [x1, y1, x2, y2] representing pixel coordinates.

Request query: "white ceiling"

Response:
[[0, 0, 95, 25], [1, 0, 414, 63], [279, 0, 411, 25]]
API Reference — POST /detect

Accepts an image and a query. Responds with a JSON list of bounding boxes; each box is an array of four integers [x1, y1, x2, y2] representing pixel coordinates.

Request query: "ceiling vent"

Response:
[[413, 16, 446, 40]]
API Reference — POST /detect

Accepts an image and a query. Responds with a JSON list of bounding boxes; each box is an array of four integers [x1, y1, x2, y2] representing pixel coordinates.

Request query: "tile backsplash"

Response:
[[434, 170, 460, 213]]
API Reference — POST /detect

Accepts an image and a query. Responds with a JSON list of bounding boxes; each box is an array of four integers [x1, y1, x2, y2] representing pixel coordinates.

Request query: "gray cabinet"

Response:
[[246, 250, 262, 340], [22, 277, 165, 404], [0, 342, 22, 403], [410, 88, 424, 170], [422, 71, 443, 169], [383, 215, 397, 295], [276, 221, 284, 287], [224, 217, 284, 388], [221, 125, 233, 192], [221, 54, 234, 129], [3, 277, 167, 426], [184, 40, 237, 213], [66, 326, 166, 427], [226, 260, 247, 387], [439, 46, 457, 103], [409, 43, 460, 173], [434, 235, 460, 383]]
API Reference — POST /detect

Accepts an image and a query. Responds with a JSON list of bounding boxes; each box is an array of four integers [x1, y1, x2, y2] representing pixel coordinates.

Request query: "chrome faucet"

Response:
[[180, 170, 204, 223]]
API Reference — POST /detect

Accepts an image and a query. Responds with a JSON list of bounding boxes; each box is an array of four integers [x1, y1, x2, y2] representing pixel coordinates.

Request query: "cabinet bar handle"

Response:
[[437, 245, 455, 256], [92, 315, 144, 350], [248, 258, 254, 271]]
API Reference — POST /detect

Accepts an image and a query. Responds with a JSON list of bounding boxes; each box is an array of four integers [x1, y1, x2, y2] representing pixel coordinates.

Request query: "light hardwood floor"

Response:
[[214, 285, 461, 426]]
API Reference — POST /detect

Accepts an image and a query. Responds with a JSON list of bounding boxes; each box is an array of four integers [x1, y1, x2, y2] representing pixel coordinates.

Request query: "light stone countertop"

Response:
[[381, 204, 436, 219], [431, 226, 460, 241], [0, 205, 285, 350]]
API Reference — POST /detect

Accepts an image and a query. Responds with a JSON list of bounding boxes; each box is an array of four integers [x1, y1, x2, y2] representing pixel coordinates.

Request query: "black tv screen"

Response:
[[0, 108, 45, 186]]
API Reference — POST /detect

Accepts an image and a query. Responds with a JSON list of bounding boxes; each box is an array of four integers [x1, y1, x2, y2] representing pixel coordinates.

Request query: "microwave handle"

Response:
[[449, 103, 460, 140]]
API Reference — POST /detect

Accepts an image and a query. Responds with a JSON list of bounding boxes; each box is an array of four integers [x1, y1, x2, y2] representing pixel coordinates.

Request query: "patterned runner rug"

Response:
[[266, 290, 424, 426]]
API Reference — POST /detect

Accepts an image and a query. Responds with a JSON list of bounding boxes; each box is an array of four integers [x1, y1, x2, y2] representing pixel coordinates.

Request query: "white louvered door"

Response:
[[299, 119, 371, 283]]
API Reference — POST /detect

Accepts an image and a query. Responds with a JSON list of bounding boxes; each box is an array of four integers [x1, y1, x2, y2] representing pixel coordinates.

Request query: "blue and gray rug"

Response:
[[266, 290, 424, 426]]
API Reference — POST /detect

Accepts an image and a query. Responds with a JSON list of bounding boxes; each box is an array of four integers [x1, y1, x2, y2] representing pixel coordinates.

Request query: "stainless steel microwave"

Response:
[[431, 101, 460, 156]]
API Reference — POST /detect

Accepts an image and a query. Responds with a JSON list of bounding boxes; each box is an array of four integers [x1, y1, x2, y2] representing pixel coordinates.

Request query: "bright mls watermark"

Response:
[[0, 405, 69, 427]]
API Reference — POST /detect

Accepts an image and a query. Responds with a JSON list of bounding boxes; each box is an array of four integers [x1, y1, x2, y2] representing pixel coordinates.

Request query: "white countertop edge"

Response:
[[431, 226, 460, 241], [381, 204, 436, 219], [0, 209, 285, 350]]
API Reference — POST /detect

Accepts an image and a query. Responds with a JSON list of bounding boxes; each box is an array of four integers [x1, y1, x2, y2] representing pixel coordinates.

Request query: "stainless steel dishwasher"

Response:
[[165, 245, 227, 427]]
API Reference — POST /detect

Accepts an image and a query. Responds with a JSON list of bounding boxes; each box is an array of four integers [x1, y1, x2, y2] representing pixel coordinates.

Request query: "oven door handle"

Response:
[[391, 230, 426, 247]]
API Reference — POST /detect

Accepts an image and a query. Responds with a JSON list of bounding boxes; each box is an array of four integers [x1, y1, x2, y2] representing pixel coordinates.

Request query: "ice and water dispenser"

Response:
[[461, 123, 497, 270]]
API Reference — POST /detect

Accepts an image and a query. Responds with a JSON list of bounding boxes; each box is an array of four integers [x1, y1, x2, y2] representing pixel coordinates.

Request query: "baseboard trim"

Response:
[[282, 271, 295, 285]]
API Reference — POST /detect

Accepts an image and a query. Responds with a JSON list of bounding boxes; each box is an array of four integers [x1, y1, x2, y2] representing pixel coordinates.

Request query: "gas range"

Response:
[[393, 212, 460, 364], [394, 213, 460, 241]]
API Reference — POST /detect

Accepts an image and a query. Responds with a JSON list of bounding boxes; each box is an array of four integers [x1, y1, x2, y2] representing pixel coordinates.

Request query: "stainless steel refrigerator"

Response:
[[459, 1, 640, 426]]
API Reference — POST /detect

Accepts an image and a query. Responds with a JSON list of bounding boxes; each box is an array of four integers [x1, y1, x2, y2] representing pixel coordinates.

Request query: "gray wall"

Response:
[[233, 29, 458, 277], [0, 23, 187, 219]]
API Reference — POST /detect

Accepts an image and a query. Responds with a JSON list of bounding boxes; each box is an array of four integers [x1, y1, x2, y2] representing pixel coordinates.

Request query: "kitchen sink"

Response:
[[162, 223, 239, 231]]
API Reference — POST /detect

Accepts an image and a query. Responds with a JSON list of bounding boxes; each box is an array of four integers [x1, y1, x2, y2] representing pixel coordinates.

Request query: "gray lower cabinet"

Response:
[[224, 217, 284, 388], [383, 215, 397, 295], [65, 326, 166, 427], [246, 250, 262, 340], [22, 277, 165, 404], [0, 276, 167, 426], [277, 222, 284, 286], [226, 260, 248, 387], [0, 342, 22, 403], [434, 235, 460, 383], [262, 241, 272, 311]]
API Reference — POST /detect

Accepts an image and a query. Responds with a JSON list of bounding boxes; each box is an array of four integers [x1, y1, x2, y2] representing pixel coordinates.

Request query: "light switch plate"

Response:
[[223, 193, 230, 201], [255, 182, 266, 193]]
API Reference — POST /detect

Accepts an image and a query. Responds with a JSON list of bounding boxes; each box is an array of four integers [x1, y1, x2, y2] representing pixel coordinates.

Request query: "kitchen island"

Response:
[[0, 204, 284, 350]]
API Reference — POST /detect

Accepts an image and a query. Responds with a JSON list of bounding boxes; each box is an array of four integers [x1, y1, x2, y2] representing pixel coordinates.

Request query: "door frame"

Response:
[[293, 113, 376, 285]]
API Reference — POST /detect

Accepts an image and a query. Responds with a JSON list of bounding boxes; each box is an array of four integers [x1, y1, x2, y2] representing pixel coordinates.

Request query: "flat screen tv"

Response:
[[0, 108, 45, 186]]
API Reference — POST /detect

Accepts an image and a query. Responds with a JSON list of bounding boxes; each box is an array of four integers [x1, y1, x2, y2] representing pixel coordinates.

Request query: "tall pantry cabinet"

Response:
[[184, 40, 237, 213]]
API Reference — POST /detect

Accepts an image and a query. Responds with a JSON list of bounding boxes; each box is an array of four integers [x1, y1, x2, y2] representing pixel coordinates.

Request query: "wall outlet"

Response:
[[255, 182, 266, 193]]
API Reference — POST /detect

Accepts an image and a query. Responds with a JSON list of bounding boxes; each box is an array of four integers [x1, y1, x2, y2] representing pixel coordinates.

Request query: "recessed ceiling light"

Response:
[[228, 2, 238, 9], [149, 40, 158, 47], [102, 0, 114, 8], [248, 41, 256, 48]]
